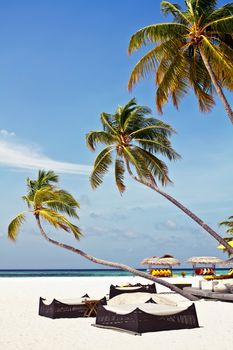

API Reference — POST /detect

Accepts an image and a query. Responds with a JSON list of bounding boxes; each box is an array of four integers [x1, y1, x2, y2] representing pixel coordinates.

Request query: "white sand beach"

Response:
[[0, 276, 232, 350]]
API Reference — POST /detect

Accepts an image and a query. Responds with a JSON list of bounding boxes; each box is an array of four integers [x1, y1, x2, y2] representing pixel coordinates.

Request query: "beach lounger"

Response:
[[94, 303, 199, 334], [39, 295, 106, 319], [184, 281, 233, 302], [109, 283, 156, 299], [204, 269, 233, 280]]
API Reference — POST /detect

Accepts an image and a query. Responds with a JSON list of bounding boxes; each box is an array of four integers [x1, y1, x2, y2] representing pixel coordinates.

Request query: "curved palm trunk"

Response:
[[35, 216, 198, 301], [199, 48, 233, 124], [126, 163, 233, 255]]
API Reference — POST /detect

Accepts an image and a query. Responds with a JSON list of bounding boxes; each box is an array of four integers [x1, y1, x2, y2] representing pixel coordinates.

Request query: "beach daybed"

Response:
[[94, 303, 199, 334], [109, 283, 156, 299], [39, 295, 106, 319], [184, 280, 233, 302]]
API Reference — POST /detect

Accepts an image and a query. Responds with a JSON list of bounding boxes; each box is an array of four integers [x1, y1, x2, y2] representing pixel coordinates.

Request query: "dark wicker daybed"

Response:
[[109, 283, 156, 299], [39, 296, 106, 319], [95, 303, 199, 334]]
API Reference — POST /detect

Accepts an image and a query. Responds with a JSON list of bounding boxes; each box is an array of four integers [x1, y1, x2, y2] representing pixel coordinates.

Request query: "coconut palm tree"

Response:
[[128, 0, 233, 123], [86, 98, 233, 254], [220, 215, 233, 234], [8, 169, 197, 300], [218, 216, 233, 256]]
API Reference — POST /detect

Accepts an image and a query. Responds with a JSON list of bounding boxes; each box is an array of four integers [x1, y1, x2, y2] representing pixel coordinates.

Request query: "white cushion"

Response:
[[104, 304, 187, 316], [108, 292, 177, 306]]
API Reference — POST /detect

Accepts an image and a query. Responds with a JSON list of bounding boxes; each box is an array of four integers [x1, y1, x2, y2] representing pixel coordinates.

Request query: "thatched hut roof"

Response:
[[141, 254, 180, 266], [186, 256, 223, 265], [220, 258, 233, 267]]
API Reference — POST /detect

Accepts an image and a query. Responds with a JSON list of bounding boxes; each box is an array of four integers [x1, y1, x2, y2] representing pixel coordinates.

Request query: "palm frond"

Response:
[[206, 4, 233, 23], [117, 98, 138, 130], [205, 15, 233, 34], [134, 138, 180, 160], [128, 23, 188, 54], [22, 195, 33, 209], [134, 146, 171, 186], [161, 1, 189, 23], [192, 81, 215, 112], [128, 38, 183, 91], [33, 187, 58, 208], [114, 158, 126, 194], [90, 146, 114, 189], [38, 209, 82, 240], [8, 212, 27, 241], [100, 112, 118, 134], [86, 131, 117, 151], [129, 122, 175, 139], [46, 200, 79, 218], [155, 53, 189, 113], [123, 146, 152, 183], [123, 106, 153, 134], [201, 36, 233, 74]]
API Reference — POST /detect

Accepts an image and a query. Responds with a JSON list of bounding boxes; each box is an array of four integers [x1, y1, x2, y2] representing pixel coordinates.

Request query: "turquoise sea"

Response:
[[0, 268, 230, 278]]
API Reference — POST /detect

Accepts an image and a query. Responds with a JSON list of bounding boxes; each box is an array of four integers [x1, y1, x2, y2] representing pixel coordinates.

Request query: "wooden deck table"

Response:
[[84, 300, 101, 317]]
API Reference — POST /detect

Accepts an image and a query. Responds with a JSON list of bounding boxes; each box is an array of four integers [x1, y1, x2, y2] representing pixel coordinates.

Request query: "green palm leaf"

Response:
[[115, 158, 126, 194], [134, 138, 180, 160], [86, 131, 117, 151], [161, 1, 189, 23], [90, 146, 114, 189], [38, 208, 82, 240], [8, 212, 27, 241], [128, 23, 188, 54], [205, 15, 233, 33], [133, 146, 171, 186]]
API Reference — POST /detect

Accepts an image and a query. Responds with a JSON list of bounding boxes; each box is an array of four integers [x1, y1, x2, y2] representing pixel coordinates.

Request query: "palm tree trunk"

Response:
[[199, 48, 233, 124], [125, 162, 233, 255], [35, 216, 198, 301]]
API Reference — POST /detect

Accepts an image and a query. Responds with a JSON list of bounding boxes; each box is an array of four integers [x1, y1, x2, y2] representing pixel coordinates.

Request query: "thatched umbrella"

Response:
[[220, 258, 233, 267], [141, 254, 180, 276], [186, 256, 223, 275], [141, 254, 180, 266]]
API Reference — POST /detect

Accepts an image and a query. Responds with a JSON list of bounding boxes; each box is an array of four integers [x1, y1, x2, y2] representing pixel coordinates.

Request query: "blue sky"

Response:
[[0, 0, 232, 269]]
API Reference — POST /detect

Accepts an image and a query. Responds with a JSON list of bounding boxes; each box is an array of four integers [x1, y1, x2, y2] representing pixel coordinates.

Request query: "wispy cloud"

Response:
[[0, 136, 92, 175], [0, 129, 16, 137]]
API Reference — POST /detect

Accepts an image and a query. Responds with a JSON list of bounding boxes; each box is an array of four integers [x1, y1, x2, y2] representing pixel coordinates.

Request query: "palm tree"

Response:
[[128, 0, 233, 123], [86, 98, 233, 254], [219, 216, 233, 256], [8, 169, 197, 300], [220, 216, 233, 234]]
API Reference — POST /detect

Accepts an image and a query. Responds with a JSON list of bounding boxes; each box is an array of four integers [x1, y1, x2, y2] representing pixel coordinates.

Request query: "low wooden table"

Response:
[[173, 283, 192, 290], [84, 300, 101, 317]]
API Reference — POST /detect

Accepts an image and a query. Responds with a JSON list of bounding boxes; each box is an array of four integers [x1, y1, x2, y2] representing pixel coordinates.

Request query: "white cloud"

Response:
[[0, 138, 92, 175], [0, 129, 15, 137]]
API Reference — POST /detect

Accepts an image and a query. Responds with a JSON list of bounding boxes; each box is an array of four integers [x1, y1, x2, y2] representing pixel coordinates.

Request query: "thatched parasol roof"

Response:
[[141, 254, 180, 266], [220, 258, 233, 267], [186, 256, 223, 265]]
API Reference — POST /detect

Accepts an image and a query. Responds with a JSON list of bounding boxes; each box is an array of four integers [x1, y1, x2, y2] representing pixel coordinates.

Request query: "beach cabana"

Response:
[[186, 256, 223, 276], [109, 283, 156, 299], [141, 254, 180, 277], [220, 257, 233, 267], [95, 303, 199, 334]]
